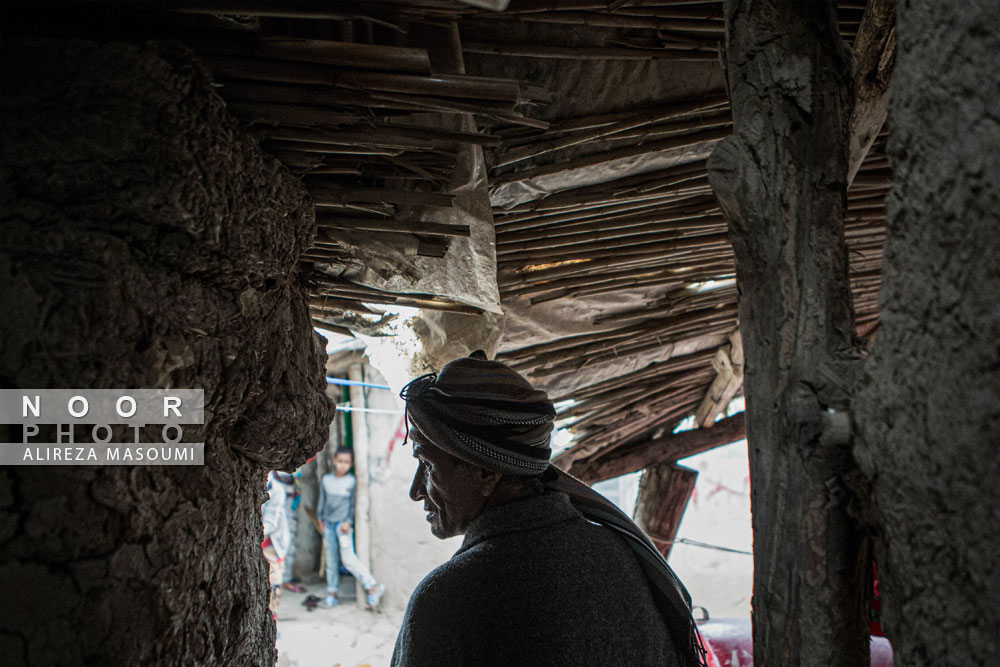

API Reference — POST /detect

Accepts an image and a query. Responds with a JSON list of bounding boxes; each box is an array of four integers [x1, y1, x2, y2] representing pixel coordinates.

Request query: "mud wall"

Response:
[[854, 0, 1000, 664], [0, 40, 332, 666], [360, 364, 460, 616]]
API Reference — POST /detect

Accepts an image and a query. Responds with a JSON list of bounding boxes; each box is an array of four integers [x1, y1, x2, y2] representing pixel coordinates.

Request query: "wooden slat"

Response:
[[560, 412, 747, 483], [183, 32, 433, 73], [693, 330, 745, 427], [317, 215, 471, 237], [464, 42, 720, 61], [491, 126, 729, 186], [309, 186, 455, 208]]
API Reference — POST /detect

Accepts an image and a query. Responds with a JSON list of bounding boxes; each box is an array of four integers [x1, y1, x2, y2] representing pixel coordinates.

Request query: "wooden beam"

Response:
[[347, 363, 373, 607], [491, 126, 730, 187], [316, 216, 471, 238], [848, 0, 897, 183], [495, 98, 731, 168], [309, 296, 376, 315], [309, 186, 455, 209], [633, 463, 698, 560], [463, 42, 720, 62], [561, 412, 746, 485], [707, 0, 872, 664], [177, 31, 433, 73], [693, 330, 744, 427]]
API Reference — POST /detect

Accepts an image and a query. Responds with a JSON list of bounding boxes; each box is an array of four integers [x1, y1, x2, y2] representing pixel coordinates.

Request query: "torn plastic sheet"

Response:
[[524, 331, 730, 399], [500, 286, 672, 353], [358, 309, 506, 394], [320, 114, 501, 315], [489, 138, 720, 209], [461, 40, 725, 209], [499, 286, 728, 396]]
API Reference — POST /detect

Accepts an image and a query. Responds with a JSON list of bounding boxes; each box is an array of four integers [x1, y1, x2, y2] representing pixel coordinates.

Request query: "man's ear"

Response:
[[477, 467, 503, 497]]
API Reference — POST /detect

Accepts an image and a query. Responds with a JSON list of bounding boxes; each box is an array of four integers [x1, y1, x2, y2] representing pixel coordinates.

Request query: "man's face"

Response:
[[409, 431, 491, 539], [333, 452, 353, 476]]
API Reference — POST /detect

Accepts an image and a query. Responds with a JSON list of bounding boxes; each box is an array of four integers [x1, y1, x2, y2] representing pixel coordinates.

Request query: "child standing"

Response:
[[316, 447, 385, 609], [262, 471, 290, 617]]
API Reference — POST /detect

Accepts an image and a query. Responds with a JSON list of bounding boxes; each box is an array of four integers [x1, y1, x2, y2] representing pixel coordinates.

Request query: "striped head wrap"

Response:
[[399, 350, 555, 476], [400, 351, 709, 667]]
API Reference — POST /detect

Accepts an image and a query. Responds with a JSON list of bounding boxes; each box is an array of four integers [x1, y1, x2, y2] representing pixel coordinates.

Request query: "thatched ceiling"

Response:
[[6, 0, 887, 477]]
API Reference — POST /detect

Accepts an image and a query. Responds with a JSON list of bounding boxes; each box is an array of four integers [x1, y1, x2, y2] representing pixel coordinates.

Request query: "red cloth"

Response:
[[870, 564, 884, 637]]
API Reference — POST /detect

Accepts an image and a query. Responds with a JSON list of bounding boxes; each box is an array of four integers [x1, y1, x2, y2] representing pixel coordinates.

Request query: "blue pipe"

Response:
[[326, 377, 392, 391]]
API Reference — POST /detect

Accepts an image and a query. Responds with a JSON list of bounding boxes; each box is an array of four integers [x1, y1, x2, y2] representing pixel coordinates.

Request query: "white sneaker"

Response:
[[366, 584, 385, 610]]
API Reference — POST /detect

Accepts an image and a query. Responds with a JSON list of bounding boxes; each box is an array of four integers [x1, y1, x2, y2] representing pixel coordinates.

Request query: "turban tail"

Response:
[[400, 354, 708, 667], [547, 467, 708, 667]]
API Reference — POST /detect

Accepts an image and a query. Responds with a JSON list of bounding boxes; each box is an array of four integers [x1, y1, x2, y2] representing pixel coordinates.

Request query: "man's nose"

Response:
[[409, 462, 427, 502]]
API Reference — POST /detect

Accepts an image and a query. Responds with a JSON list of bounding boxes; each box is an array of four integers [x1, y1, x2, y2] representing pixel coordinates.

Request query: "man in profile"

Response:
[[391, 351, 706, 667]]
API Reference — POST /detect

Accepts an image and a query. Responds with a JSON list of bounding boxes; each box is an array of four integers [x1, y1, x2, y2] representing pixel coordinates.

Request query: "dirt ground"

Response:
[[275, 579, 403, 667]]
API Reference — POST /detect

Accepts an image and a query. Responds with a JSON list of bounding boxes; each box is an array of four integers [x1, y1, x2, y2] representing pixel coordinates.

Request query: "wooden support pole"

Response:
[[707, 0, 876, 664], [348, 363, 372, 607], [848, 0, 897, 183], [633, 464, 699, 560]]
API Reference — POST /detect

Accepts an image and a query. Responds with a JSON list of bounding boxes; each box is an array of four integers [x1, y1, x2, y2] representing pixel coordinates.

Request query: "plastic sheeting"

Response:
[[463, 30, 725, 210], [501, 288, 729, 396], [489, 139, 720, 209], [324, 113, 502, 315], [330, 23, 508, 384], [458, 32, 731, 395], [334, 23, 730, 394], [360, 309, 506, 394]]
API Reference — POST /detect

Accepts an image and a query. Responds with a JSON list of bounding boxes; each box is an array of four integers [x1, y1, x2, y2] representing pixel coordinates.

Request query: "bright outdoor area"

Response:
[[269, 332, 751, 667]]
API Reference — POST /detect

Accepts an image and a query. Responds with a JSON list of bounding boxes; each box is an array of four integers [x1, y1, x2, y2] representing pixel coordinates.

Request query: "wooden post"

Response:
[[633, 464, 698, 559], [348, 362, 372, 605], [848, 0, 897, 183], [693, 330, 744, 428], [707, 1, 871, 664]]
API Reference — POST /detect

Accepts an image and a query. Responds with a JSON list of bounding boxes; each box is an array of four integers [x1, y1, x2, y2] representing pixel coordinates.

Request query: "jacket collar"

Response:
[[458, 491, 581, 553]]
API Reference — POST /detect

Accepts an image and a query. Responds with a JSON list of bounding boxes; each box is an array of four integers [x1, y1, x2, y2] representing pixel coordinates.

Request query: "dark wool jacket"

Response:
[[391, 491, 681, 667]]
